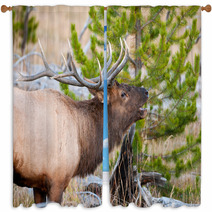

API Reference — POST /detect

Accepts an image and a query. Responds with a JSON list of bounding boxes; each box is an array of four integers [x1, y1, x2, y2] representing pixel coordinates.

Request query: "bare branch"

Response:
[[139, 172, 167, 187], [152, 197, 199, 207], [78, 17, 92, 41], [136, 176, 152, 206], [13, 52, 42, 68], [77, 191, 102, 207], [140, 7, 164, 31]]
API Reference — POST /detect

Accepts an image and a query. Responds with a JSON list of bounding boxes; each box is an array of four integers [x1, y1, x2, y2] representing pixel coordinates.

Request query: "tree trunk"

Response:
[[109, 124, 135, 206], [21, 7, 33, 55], [135, 6, 142, 76]]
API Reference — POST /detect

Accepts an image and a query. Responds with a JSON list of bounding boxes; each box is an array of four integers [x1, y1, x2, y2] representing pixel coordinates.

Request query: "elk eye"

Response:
[[121, 92, 127, 98]]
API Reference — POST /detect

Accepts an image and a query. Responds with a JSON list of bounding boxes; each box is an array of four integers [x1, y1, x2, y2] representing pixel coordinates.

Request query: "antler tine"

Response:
[[106, 41, 112, 69], [51, 53, 74, 79], [66, 40, 102, 89], [107, 38, 124, 78], [107, 38, 129, 84], [17, 40, 83, 86], [84, 58, 102, 85], [17, 39, 55, 81], [61, 52, 72, 74], [91, 38, 123, 82], [13, 52, 42, 68], [38, 39, 55, 75], [96, 58, 102, 84]]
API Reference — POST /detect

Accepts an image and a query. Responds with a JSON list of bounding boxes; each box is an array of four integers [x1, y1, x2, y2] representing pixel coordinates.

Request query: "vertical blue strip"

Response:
[[103, 8, 109, 172], [103, 79, 109, 172], [103, 80, 108, 141]]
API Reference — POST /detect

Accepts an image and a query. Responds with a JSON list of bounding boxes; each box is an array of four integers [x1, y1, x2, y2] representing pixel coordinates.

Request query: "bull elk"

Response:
[[13, 38, 149, 206]]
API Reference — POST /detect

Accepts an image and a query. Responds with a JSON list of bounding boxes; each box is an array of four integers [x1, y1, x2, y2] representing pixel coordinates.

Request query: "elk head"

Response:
[[89, 81, 148, 121]]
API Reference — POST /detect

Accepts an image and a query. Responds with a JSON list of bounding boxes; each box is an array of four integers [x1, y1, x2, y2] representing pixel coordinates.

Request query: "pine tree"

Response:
[[67, 6, 201, 202], [70, 6, 200, 138]]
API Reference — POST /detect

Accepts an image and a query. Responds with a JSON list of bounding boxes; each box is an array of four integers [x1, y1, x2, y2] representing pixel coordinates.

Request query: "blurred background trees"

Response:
[[13, 6, 39, 55]]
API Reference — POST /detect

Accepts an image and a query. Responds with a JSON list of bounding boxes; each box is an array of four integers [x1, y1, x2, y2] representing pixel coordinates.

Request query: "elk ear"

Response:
[[88, 89, 104, 103], [88, 88, 98, 97], [114, 80, 120, 87], [96, 92, 104, 103], [88, 89, 109, 103]]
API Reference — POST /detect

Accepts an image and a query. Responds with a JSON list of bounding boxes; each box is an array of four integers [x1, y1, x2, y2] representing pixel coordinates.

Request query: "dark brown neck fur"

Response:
[[72, 97, 135, 177]]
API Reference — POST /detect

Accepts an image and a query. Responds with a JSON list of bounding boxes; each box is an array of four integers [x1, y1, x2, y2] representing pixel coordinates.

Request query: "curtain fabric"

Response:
[[13, 5, 201, 208]]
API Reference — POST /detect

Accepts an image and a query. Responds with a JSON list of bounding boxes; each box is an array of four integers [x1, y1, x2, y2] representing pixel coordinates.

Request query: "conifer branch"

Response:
[[140, 7, 164, 31], [145, 87, 191, 132], [141, 140, 199, 160], [166, 7, 195, 43]]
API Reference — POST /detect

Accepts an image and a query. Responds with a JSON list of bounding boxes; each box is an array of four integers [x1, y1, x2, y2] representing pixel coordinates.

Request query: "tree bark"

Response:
[[135, 6, 142, 76], [21, 6, 33, 55], [109, 124, 135, 206]]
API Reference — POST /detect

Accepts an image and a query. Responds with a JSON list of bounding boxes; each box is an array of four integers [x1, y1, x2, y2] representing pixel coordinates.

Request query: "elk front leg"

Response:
[[33, 188, 47, 207], [47, 184, 64, 204]]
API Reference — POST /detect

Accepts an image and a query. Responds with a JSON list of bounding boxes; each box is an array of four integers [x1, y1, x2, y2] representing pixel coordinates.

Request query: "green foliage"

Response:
[[70, 24, 103, 78], [64, 6, 201, 203], [75, 6, 200, 141], [60, 83, 80, 101], [132, 131, 143, 171], [109, 150, 120, 171], [142, 131, 201, 178], [152, 173, 201, 203]]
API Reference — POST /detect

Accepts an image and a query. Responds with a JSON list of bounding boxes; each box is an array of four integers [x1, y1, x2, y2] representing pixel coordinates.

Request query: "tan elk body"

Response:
[[13, 39, 148, 205]]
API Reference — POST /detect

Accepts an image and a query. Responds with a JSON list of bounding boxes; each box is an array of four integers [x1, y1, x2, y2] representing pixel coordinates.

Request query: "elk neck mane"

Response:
[[72, 94, 134, 177]]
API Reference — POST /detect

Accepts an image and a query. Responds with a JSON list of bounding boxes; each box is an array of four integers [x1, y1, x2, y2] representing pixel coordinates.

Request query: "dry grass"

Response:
[[146, 121, 201, 155], [13, 184, 34, 207], [13, 178, 89, 207], [61, 178, 82, 207]]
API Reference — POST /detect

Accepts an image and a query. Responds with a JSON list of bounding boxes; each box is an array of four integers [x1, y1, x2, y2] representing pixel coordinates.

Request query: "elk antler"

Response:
[[107, 39, 129, 84], [51, 40, 102, 89], [106, 41, 112, 69], [16, 38, 129, 90], [17, 40, 102, 89], [88, 38, 129, 88]]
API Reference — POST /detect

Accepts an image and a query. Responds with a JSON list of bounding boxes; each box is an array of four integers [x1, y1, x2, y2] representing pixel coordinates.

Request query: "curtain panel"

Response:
[[12, 5, 201, 208]]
